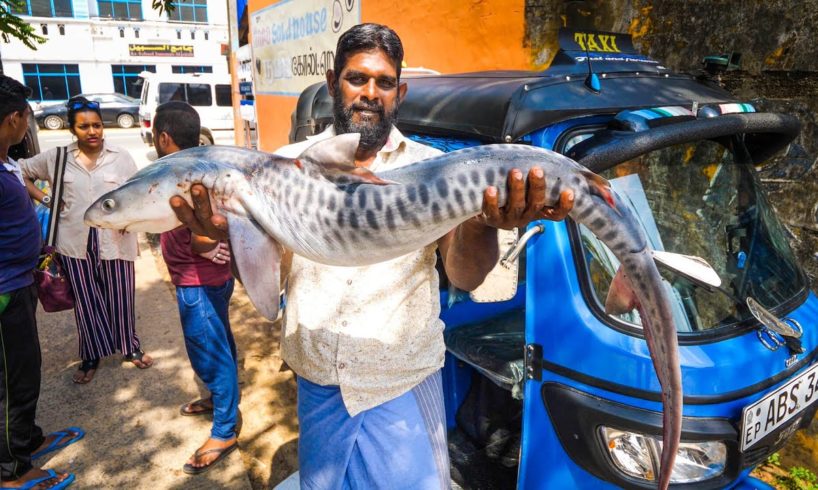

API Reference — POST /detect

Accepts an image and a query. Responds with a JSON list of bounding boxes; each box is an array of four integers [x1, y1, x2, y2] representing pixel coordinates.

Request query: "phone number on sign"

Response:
[[292, 49, 335, 77]]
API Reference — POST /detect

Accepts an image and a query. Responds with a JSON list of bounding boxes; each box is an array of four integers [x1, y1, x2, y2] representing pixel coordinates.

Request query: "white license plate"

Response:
[[740, 363, 818, 451]]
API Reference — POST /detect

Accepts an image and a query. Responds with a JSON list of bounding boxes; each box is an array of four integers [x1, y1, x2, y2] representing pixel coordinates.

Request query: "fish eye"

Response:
[[102, 199, 116, 212]]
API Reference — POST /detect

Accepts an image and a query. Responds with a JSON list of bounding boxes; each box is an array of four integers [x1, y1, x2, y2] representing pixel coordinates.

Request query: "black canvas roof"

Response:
[[289, 29, 738, 143]]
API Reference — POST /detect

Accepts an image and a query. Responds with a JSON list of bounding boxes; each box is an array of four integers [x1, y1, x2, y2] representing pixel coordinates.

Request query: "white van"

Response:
[[138, 72, 234, 145]]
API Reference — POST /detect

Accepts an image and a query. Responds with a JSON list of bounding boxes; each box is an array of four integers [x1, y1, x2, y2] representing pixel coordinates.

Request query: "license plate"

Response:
[[740, 363, 818, 451]]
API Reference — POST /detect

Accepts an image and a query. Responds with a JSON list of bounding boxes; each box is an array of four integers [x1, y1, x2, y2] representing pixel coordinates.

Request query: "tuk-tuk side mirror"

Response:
[[469, 228, 521, 303]]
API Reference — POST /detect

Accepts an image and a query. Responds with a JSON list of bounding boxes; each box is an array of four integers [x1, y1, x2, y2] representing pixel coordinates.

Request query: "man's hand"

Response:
[[170, 184, 229, 241], [198, 241, 231, 265], [478, 167, 574, 230]]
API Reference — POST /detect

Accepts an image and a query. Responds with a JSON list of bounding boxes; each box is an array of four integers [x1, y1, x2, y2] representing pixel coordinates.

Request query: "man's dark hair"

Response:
[[333, 23, 403, 84], [153, 101, 201, 150], [0, 75, 31, 123], [66, 95, 102, 128]]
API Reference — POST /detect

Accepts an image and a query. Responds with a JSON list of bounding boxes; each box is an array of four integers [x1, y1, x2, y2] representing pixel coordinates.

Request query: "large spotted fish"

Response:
[[85, 133, 681, 487]]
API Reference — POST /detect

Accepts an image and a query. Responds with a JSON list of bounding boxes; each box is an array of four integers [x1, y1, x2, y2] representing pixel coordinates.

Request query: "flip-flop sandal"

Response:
[[180, 399, 214, 417], [182, 443, 238, 475], [31, 427, 85, 460], [0, 469, 76, 489], [72, 359, 99, 385], [123, 349, 153, 369]]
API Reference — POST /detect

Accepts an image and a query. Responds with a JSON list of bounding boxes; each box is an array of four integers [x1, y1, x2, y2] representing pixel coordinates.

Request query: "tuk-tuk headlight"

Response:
[[600, 427, 727, 483]]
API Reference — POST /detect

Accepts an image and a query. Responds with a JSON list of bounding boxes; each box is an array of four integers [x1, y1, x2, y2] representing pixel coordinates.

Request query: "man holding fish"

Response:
[[170, 24, 574, 488]]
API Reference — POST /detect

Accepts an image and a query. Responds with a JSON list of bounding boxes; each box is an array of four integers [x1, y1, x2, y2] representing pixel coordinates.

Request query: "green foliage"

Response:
[[0, 0, 46, 49], [775, 465, 818, 490], [150, 0, 175, 16], [768, 452, 782, 466]]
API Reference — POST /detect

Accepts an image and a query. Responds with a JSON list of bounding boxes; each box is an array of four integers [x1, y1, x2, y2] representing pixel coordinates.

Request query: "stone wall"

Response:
[[525, 0, 818, 283]]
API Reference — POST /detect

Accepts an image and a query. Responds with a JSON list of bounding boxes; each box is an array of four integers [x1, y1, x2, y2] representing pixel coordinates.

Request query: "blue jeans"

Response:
[[176, 280, 237, 440]]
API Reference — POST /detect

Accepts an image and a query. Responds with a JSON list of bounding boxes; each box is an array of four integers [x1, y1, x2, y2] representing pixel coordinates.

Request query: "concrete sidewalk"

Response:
[[33, 236, 252, 489]]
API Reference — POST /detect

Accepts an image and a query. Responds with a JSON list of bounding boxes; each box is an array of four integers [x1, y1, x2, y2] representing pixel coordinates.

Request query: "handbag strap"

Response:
[[44, 146, 68, 248]]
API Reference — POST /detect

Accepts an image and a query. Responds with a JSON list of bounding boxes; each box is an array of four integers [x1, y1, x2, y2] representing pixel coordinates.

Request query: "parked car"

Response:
[[289, 28, 812, 489], [33, 93, 140, 130], [138, 71, 233, 146]]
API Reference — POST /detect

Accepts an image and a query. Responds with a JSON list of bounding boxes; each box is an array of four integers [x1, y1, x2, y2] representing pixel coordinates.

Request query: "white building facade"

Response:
[[0, 0, 229, 101]]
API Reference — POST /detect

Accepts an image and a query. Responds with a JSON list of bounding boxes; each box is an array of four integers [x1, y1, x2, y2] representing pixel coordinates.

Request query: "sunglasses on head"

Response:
[[69, 100, 100, 110]]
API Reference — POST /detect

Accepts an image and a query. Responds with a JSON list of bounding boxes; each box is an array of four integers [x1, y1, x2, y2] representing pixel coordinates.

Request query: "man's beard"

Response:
[[333, 94, 398, 151]]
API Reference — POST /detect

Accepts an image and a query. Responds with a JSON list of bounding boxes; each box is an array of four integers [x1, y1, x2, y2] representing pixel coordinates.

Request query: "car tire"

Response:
[[43, 115, 63, 130], [117, 113, 135, 129], [199, 132, 214, 146]]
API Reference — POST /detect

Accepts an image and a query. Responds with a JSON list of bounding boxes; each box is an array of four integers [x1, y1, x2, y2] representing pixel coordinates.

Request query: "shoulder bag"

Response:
[[34, 146, 75, 312]]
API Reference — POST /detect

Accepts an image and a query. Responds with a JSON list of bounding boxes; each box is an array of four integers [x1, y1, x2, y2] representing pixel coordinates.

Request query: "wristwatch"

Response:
[[41, 195, 52, 207]]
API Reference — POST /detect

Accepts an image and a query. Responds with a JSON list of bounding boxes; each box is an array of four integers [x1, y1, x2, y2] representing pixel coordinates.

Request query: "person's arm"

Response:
[[18, 148, 55, 204], [25, 178, 49, 204], [172, 189, 292, 286], [439, 167, 574, 291]]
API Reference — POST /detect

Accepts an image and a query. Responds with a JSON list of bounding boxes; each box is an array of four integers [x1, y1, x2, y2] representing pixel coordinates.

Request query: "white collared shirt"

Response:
[[18, 142, 138, 260], [1, 158, 25, 185], [275, 125, 446, 416]]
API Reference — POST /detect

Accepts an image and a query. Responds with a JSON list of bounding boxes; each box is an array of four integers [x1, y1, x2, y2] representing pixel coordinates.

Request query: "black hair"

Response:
[[66, 95, 102, 128], [153, 101, 201, 150], [333, 23, 404, 84], [0, 75, 31, 123]]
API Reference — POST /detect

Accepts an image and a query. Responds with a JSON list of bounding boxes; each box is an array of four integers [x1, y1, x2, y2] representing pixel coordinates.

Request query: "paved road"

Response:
[[36, 128, 236, 169]]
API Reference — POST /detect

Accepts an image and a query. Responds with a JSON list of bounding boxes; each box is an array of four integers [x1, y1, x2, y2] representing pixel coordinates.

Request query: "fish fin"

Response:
[[581, 170, 618, 212], [297, 133, 396, 186], [227, 213, 282, 321], [298, 133, 361, 167], [604, 265, 640, 315], [322, 165, 398, 186]]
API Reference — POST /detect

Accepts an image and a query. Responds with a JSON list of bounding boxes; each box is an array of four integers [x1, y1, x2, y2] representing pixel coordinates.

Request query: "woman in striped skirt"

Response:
[[19, 96, 153, 384]]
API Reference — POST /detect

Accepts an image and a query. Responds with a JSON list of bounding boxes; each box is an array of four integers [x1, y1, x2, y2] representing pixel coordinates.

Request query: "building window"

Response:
[[97, 0, 143, 20], [12, 0, 73, 18], [22, 64, 81, 102], [167, 0, 207, 23], [204, 32, 208, 40], [112, 64, 156, 98], [134, 27, 139, 38], [119, 27, 125, 37], [58, 24, 65, 35], [176, 30, 182, 40], [41, 24, 48, 35], [171, 65, 213, 74]]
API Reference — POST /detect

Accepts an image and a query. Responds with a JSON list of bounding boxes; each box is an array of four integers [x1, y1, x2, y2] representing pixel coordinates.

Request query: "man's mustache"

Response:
[[351, 102, 384, 114]]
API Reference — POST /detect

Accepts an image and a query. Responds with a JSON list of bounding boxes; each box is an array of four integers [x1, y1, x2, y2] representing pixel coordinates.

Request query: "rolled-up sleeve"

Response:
[[18, 147, 56, 184]]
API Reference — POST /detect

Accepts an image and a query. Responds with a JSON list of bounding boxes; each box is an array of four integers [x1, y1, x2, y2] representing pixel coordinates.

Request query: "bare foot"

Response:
[[2, 467, 70, 489], [184, 437, 237, 473]]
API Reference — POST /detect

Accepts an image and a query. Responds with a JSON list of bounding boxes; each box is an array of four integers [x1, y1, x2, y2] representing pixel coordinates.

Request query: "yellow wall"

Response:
[[245, 0, 529, 151]]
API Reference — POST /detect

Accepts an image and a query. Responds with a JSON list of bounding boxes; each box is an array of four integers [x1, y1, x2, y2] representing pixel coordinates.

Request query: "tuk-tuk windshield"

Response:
[[577, 139, 806, 333]]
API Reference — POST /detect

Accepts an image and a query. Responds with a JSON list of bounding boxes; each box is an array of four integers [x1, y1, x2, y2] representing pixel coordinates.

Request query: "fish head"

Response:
[[84, 167, 183, 233]]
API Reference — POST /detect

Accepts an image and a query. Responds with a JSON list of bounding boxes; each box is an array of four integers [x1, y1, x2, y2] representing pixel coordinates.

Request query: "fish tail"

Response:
[[632, 276, 682, 490]]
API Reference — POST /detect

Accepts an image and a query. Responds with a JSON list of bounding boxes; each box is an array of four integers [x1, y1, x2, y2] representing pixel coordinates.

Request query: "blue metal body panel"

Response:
[[431, 114, 815, 488]]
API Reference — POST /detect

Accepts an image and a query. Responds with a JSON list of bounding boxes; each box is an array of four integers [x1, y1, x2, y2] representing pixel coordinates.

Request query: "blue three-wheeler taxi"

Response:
[[291, 28, 817, 489]]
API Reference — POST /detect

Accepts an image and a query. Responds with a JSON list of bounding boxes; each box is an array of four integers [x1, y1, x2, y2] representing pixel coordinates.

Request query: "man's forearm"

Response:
[[441, 217, 500, 291]]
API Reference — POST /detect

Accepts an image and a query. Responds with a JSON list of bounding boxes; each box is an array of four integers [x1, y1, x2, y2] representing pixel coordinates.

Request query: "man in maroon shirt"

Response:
[[153, 101, 239, 474]]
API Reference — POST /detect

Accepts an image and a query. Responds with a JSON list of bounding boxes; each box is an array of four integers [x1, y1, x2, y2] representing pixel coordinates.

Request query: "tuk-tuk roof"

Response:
[[395, 71, 735, 143], [289, 29, 741, 144]]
